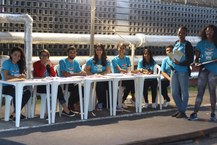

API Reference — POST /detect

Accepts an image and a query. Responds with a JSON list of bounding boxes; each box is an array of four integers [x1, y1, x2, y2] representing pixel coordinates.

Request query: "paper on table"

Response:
[[168, 50, 184, 62], [195, 59, 217, 66]]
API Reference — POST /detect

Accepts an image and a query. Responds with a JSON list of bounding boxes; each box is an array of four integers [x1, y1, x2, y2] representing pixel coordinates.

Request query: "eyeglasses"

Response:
[[40, 54, 48, 57]]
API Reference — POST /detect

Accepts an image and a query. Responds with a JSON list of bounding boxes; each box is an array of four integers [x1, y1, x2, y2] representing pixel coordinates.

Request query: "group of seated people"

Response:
[[0, 43, 171, 121]]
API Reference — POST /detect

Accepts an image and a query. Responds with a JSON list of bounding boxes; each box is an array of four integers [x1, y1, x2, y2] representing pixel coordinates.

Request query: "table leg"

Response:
[[112, 79, 119, 116], [84, 81, 91, 119], [108, 81, 112, 116], [78, 83, 83, 120], [15, 84, 23, 127], [46, 84, 51, 124], [139, 78, 144, 113], [51, 83, 58, 123]]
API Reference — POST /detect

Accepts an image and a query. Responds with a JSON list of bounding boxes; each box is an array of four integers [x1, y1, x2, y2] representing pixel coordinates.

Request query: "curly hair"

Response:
[[200, 24, 217, 48]]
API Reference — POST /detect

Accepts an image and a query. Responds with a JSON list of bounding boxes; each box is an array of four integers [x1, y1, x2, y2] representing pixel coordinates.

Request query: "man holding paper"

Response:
[[170, 26, 194, 118]]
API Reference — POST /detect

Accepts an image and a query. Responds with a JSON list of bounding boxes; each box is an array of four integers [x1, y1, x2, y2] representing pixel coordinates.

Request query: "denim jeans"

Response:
[[171, 71, 189, 113], [194, 69, 217, 114]]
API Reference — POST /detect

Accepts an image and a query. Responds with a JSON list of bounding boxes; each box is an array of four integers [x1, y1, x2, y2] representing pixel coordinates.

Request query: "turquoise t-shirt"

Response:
[[111, 55, 131, 73], [161, 56, 172, 76], [196, 40, 217, 74], [86, 57, 111, 74], [137, 58, 156, 72], [59, 58, 82, 77], [172, 42, 188, 73], [1, 59, 20, 81]]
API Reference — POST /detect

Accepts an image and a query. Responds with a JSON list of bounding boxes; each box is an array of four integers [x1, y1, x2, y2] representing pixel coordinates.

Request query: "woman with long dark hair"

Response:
[[85, 44, 111, 110], [137, 48, 158, 109], [1, 46, 31, 121]]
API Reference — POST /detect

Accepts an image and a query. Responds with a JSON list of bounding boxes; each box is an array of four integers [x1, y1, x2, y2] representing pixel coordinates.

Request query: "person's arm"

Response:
[[178, 41, 194, 66], [162, 71, 171, 81], [85, 65, 93, 75]]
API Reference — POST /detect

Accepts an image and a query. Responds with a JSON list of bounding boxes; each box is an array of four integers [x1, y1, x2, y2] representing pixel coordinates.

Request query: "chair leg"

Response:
[[40, 95, 47, 119], [31, 88, 37, 118]]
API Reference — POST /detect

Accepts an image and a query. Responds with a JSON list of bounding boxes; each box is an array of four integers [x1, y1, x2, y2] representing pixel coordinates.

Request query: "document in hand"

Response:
[[195, 59, 217, 66], [168, 50, 184, 62]]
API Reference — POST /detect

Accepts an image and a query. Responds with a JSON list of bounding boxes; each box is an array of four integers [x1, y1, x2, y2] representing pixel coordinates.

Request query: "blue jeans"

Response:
[[194, 69, 217, 114], [171, 71, 189, 113]]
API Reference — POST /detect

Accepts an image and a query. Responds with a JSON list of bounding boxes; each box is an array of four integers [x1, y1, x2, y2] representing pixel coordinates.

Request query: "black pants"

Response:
[[37, 85, 66, 105], [3, 85, 31, 113], [143, 79, 158, 103], [122, 80, 135, 101], [68, 84, 80, 108], [161, 79, 170, 102], [96, 81, 109, 108]]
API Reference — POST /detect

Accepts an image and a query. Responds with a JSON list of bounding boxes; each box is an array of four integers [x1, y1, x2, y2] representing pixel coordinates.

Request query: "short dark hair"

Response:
[[67, 46, 76, 53]]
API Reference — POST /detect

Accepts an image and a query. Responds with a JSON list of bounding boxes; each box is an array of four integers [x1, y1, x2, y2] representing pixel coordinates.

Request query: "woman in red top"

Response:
[[33, 49, 75, 117]]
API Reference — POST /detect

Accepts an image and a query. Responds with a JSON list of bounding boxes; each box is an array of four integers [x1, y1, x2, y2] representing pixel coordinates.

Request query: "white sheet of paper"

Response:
[[168, 50, 184, 62]]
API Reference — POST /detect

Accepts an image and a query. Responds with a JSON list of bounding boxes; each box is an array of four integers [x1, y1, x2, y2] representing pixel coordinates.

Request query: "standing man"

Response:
[[59, 46, 86, 111], [170, 26, 194, 118]]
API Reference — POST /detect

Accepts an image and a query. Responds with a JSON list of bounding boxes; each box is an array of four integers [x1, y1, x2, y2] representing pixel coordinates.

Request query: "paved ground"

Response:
[[0, 87, 217, 145]]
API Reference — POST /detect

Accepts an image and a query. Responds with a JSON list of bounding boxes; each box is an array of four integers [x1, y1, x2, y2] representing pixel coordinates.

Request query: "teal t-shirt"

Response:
[[111, 55, 131, 73], [137, 58, 156, 72], [59, 58, 82, 77], [86, 57, 111, 74], [196, 40, 217, 74], [172, 42, 188, 73], [1, 59, 20, 81], [161, 56, 172, 76]]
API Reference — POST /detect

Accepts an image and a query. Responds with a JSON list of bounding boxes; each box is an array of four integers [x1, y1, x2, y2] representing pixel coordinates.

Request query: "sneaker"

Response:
[[176, 112, 188, 118], [171, 111, 179, 117], [152, 103, 157, 109], [96, 103, 103, 111], [122, 103, 128, 109], [209, 113, 217, 122], [188, 112, 198, 121], [20, 114, 26, 120], [163, 100, 170, 107], [143, 103, 149, 108], [62, 110, 75, 117]]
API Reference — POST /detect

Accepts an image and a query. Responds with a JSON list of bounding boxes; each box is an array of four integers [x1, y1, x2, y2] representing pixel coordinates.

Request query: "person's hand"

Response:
[[19, 73, 26, 79], [44, 59, 52, 66], [80, 71, 87, 76]]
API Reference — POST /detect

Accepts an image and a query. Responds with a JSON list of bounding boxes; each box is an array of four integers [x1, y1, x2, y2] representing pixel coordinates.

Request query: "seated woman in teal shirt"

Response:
[[85, 44, 111, 110]]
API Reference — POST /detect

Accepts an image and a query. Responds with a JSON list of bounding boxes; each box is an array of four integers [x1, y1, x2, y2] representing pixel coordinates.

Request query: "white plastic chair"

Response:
[[153, 64, 162, 105], [0, 87, 31, 121], [31, 87, 48, 119]]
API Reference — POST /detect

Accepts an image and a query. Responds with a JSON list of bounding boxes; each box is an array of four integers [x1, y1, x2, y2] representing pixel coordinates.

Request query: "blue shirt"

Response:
[[196, 40, 217, 74], [86, 57, 111, 74], [161, 57, 172, 76], [1, 59, 20, 81], [111, 55, 131, 73], [59, 58, 82, 77], [137, 59, 156, 72], [172, 42, 188, 73]]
